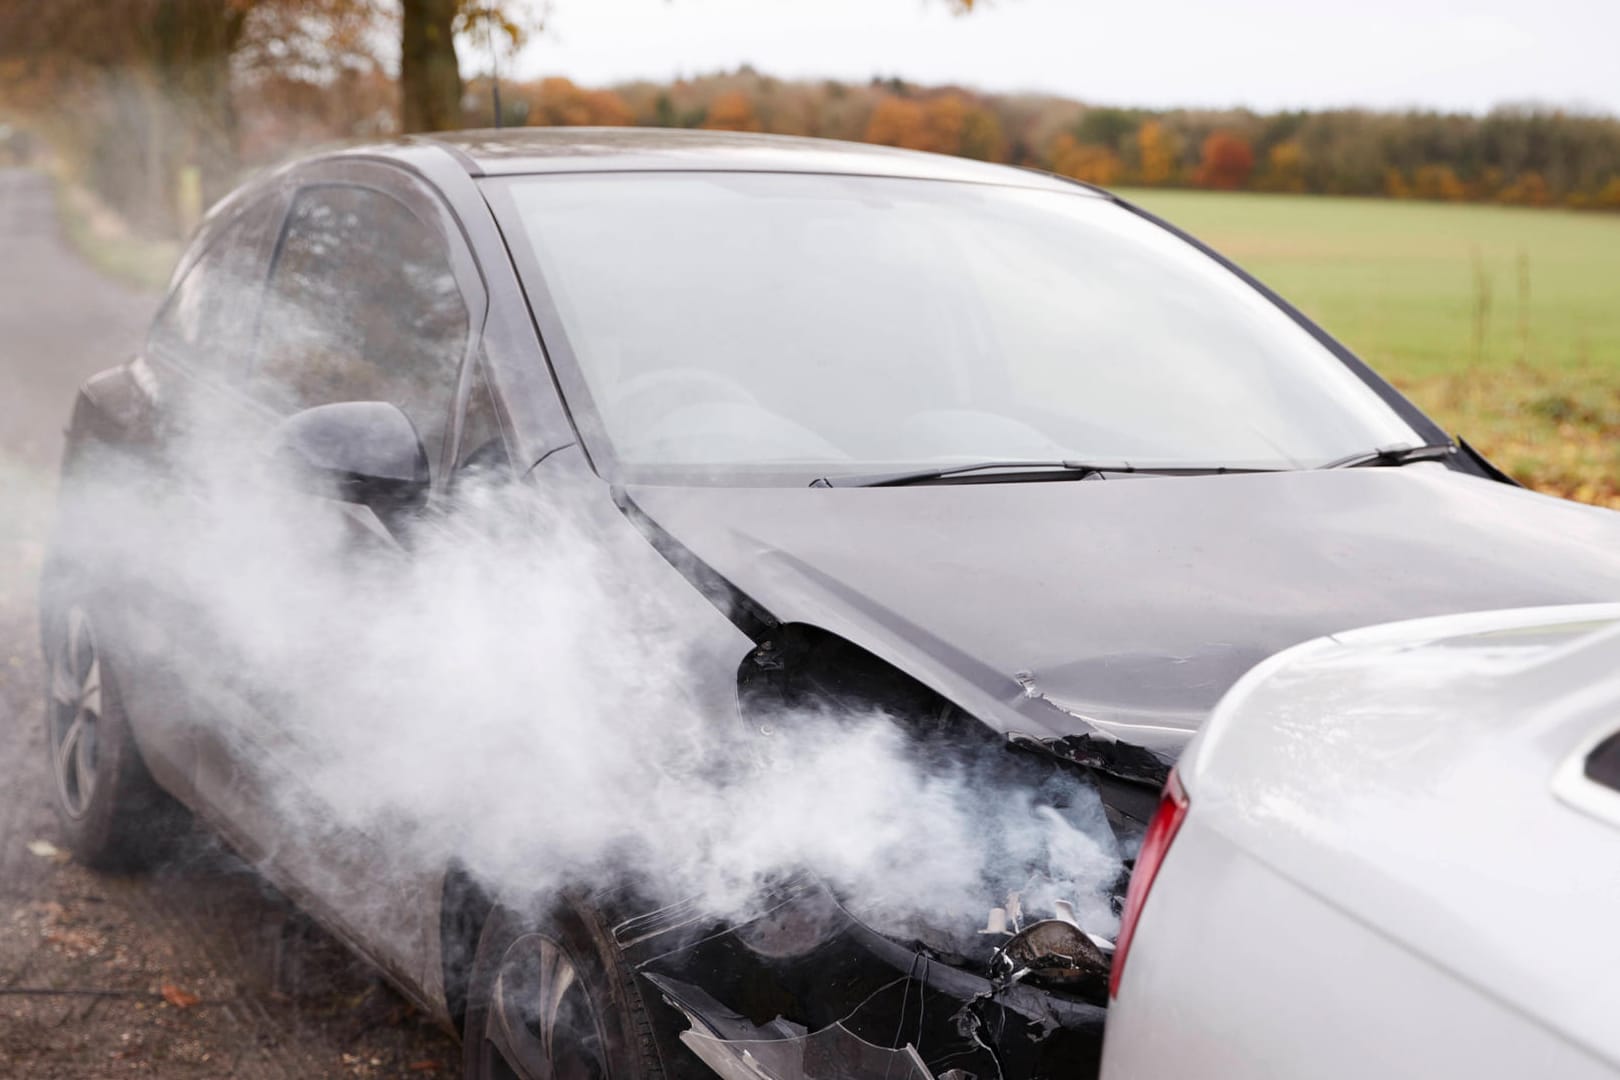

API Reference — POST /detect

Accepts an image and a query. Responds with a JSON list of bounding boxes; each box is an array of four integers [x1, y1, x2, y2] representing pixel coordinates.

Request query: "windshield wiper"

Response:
[[811, 460, 1278, 488], [1320, 441, 1455, 470]]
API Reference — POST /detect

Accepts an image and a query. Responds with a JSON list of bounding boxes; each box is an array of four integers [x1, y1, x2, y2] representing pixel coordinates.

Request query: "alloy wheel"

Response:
[[48, 607, 102, 819], [477, 931, 612, 1080]]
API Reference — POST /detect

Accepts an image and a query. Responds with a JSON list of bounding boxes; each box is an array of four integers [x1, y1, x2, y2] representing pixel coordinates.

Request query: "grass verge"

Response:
[[49, 168, 178, 293], [1121, 189, 1620, 508]]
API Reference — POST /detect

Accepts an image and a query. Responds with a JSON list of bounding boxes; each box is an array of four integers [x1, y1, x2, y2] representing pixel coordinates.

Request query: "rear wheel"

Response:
[[462, 896, 666, 1080], [43, 604, 183, 870]]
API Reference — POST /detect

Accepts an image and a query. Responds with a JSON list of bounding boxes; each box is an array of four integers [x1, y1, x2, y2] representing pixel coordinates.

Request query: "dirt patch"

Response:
[[0, 606, 460, 1079]]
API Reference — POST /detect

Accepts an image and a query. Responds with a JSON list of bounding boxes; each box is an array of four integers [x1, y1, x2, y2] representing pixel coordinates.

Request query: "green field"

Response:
[[1118, 190, 1620, 506]]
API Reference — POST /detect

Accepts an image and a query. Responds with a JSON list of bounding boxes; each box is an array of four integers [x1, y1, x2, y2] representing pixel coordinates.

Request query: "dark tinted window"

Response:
[[253, 185, 469, 455], [149, 197, 278, 376], [1586, 731, 1620, 794]]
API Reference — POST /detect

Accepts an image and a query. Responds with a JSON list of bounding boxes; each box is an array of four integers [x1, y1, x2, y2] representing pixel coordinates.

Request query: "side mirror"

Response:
[[269, 401, 430, 523]]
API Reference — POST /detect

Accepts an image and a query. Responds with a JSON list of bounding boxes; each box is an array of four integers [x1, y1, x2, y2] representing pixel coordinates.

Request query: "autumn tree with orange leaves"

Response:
[[0, 0, 390, 229], [1412, 163, 1466, 201], [523, 77, 633, 127], [864, 93, 1003, 160], [1049, 134, 1123, 185], [408, 0, 975, 134], [703, 90, 763, 132], [1194, 130, 1255, 190], [1261, 139, 1306, 192], [1133, 120, 1177, 185]]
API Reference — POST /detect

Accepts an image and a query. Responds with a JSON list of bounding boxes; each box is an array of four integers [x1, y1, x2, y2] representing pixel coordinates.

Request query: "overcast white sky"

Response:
[[501, 0, 1620, 115]]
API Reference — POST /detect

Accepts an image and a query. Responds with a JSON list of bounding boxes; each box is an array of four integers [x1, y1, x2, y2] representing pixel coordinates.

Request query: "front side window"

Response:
[[252, 184, 469, 456], [454, 353, 510, 477], [495, 173, 1420, 485]]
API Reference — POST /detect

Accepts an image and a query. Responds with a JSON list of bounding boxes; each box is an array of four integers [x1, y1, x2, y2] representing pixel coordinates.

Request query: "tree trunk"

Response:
[[152, 0, 245, 229], [401, 0, 462, 133]]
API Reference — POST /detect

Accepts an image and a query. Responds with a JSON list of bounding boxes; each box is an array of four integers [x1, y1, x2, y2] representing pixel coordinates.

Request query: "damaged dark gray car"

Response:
[[40, 129, 1620, 1080]]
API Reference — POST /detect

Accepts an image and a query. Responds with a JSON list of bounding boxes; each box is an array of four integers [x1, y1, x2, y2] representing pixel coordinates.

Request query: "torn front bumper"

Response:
[[617, 879, 1107, 1080], [648, 973, 935, 1080]]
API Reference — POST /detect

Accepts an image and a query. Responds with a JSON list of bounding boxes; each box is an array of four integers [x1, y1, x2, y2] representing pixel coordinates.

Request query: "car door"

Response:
[[106, 187, 286, 806], [187, 161, 488, 1008]]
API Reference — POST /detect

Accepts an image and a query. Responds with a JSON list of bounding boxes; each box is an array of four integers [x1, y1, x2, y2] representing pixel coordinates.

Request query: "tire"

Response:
[[42, 603, 184, 871], [462, 894, 667, 1080]]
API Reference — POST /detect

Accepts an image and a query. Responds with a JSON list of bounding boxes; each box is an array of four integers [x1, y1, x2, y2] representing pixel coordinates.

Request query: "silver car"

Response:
[[1103, 603, 1620, 1079]]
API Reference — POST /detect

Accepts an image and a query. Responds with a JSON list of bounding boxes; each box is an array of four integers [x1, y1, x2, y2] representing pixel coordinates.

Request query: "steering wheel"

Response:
[[607, 368, 760, 439]]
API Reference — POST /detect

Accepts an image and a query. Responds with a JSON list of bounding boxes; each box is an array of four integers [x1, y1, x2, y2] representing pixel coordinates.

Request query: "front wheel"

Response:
[[462, 895, 666, 1080]]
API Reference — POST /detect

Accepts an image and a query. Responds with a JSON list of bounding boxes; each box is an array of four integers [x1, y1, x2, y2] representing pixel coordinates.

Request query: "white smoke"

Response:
[[53, 403, 1124, 959]]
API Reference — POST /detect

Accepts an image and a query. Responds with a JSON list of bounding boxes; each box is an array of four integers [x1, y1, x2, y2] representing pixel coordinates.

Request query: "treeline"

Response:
[[8, 21, 1620, 239], [468, 68, 1620, 210]]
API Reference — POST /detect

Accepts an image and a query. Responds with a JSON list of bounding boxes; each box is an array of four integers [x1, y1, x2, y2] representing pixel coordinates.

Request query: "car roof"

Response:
[[405, 126, 1093, 193]]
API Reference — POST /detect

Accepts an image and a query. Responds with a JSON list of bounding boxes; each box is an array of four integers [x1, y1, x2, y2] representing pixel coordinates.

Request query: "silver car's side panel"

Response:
[[1105, 604, 1620, 1079], [1103, 817, 1618, 1080]]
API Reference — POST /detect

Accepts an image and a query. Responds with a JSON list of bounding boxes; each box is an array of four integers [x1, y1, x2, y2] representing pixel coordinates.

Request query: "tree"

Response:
[[2, 0, 242, 221], [865, 95, 928, 149], [524, 76, 632, 127], [1412, 163, 1466, 201], [399, 0, 976, 135], [1596, 177, 1620, 211], [919, 94, 973, 155], [400, 1, 536, 133], [861, 92, 1001, 158], [1133, 119, 1176, 185], [1073, 107, 1140, 152], [1262, 139, 1305, 192], [401, 0, 461, 132], [1499, 171, 1551, 206], [1049, 134, 1122, 185], [703, 90, 762, 132], [1194, 130, 1254, 190], [0, 0, 379, 231], [956, 101, 1005, 161]]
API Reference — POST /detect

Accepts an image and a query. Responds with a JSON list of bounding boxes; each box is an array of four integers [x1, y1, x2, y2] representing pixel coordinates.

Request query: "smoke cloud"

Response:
[[52, 399, 1125, 962]]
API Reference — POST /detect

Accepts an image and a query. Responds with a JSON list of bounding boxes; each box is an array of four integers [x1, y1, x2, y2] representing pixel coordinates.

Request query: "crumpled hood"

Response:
[[625, 465, 1620, 754]]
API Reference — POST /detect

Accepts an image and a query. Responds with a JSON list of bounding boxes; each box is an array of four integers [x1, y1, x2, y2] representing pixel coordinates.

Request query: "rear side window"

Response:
[[252, 184, 469, 456], [149, 196, 279, 377]]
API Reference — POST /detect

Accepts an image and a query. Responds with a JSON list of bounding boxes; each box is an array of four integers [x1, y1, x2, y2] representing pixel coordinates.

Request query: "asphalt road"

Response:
[[0, 169, 457, 1078]]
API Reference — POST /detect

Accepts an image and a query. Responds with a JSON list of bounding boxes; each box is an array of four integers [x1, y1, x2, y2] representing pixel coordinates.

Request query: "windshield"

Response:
[[495, 172, 1420, 484]]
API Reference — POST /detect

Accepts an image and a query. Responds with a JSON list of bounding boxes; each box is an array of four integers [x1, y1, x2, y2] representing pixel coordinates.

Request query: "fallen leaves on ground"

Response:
[[160, 983, 201, 1009], [43, 927, 100, 954]]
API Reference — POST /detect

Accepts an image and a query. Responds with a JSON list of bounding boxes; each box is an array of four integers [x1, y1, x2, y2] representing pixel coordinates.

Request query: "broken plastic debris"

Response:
[[26, 839, 70, 863], [648, 972, 936, 1080], [680, 1027, 934, 1080], [1006, 730, 1171, 787], [1014, 670, 1041, 699]]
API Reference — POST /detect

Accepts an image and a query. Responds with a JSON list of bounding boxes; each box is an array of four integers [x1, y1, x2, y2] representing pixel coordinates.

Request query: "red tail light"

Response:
[[1109, 768, 1189, 998]]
